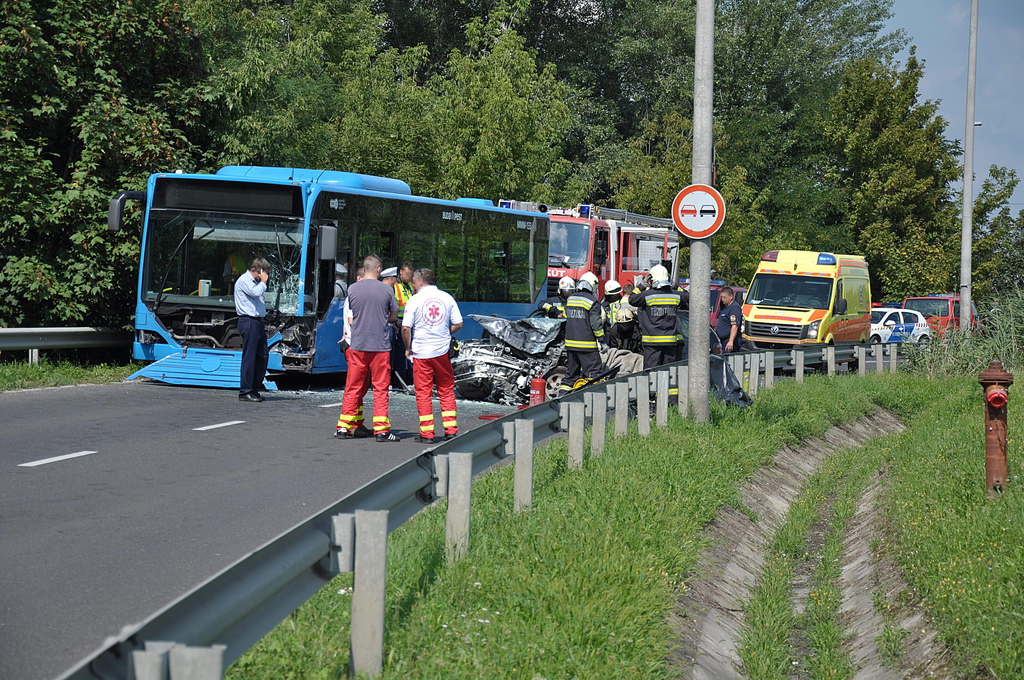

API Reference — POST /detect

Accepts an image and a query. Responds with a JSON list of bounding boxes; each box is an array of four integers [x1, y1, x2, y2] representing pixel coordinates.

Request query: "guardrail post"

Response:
[[794, 349, 805, 383], [857, 346, 867, 377], [568, 401, 585, 470], [558, 400, 568, 431], [583, 391, 594, 420], [331, 513, 356, 573], [591, 388, 607, 458], [888, 343, 898, 372], [875, 344, 884, 374], [445, 453, 473, 563], [615, 381, 629, 437], [514, 419, 533, 511], [656, 370, 669, 427], [28, 348, 39, 365], [168, 645, 226, 680], [763, 352, 775, 389], [827, 346, 836, 376], [676, 364, 689, 416], [636, 373, 651, 437], [350, 509, 389, 679], [131, 642, 175, 680], [748, 352, 761, 396]]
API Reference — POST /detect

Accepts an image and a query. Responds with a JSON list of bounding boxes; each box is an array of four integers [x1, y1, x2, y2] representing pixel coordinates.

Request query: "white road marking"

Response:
[[319, 402, 345, 408], [193, 420, 246, 431], [19, 450, 98, 468]]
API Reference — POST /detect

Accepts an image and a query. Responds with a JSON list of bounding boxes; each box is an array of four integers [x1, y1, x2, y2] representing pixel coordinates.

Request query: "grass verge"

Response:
[[0, 358, 135, 391], [226, 373, 945, 679]]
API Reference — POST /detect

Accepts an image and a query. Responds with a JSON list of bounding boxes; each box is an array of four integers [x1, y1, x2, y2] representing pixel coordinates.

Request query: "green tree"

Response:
[[819, 54, 961, 300], [971, 165, 1024, 300], [425, 12, 572, 201], [0, 0, 212, 327]]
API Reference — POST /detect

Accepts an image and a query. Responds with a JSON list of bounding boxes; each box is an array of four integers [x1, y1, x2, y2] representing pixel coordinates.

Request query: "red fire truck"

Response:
[[499, 201, 680, 298]]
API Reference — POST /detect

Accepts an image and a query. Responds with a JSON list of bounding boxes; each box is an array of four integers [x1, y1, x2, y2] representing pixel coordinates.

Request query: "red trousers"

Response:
[[412, 354, 458, 438], [338, 350, 391, 434]]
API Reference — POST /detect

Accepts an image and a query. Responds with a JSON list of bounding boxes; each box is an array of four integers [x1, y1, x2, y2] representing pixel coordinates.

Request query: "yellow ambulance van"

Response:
[[742, 250, 871, 349]]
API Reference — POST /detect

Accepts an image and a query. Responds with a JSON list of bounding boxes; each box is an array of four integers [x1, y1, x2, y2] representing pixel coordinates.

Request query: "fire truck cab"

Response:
[[499, 201, 680, 299]]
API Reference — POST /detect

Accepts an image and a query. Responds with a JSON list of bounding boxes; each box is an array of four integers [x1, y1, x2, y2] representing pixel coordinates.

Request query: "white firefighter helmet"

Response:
[[604, 279, 622, 296], [557, 276, 576, 293], [577, 271, 599, 293], [649, 264, 670, 288]]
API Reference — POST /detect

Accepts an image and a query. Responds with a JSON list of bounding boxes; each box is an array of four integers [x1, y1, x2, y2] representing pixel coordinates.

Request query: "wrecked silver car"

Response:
[[453, 315, 567, 404]]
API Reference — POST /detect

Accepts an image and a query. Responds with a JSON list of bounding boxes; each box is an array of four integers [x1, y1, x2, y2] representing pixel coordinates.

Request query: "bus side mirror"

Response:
[[318, 224, 338, 260], [107, 191, 146, 232], [834, 298, 848, 315]]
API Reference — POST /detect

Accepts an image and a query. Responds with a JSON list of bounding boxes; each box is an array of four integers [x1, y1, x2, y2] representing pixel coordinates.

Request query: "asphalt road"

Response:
[[0, 380, 514, 680]]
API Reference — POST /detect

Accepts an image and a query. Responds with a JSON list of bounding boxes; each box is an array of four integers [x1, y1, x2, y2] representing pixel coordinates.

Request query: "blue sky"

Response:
[[888, 0, 1024, 209]]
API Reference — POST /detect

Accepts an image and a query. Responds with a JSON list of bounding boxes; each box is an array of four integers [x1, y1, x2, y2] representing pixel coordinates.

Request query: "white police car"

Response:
[[870, 308, 931, 344]]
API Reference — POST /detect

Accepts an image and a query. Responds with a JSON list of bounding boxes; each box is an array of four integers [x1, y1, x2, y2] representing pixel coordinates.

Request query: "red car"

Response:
[[902, 294, 979, 336]]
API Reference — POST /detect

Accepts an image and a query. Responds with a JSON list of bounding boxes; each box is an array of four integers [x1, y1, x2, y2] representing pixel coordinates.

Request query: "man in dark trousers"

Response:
[[559, 271, 605, 394], [336, 254, 400, 441], [234, 257, 271, 402], [716, 286, 743, 353], [628, 264, 689, 369]]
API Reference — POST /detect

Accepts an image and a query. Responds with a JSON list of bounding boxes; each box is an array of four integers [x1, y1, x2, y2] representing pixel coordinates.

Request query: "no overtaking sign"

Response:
[[671, 184, 725, 239]]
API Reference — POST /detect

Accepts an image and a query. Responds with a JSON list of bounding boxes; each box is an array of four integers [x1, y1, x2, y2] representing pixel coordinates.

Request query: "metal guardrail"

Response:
[[56, 341, 903, 680], [0, 327, 132, 352]]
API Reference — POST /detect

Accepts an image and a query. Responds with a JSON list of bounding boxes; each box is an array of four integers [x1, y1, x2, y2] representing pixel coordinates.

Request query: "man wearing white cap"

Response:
[[333, 263, 348, 300]]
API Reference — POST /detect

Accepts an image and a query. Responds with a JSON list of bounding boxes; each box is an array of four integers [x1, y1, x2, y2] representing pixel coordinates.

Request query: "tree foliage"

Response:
[[819, 54, 961, 300], [0, 0, 1014, 327], [0, 0, 211, 327]]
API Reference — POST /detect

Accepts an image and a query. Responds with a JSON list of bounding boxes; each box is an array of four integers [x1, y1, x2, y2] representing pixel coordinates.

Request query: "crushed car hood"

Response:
[[469, 314, 564, 355]]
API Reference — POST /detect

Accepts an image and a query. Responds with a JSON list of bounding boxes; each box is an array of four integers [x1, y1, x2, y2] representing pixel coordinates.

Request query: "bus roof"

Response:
[[156, 166, 547, 219]]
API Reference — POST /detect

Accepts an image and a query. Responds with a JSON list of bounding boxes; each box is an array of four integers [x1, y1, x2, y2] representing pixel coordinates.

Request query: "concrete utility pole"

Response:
[[960, 0, 979, 330], [688, 0, 715, 422]]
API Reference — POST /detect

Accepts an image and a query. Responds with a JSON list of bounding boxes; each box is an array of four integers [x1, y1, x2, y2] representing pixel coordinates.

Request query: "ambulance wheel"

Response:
[[544, 366, 566, 401], [869, 334, 881, 345]]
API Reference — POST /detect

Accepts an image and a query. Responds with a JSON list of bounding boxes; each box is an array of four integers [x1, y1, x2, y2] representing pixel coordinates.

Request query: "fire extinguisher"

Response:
[[530, 373, 547, 406]]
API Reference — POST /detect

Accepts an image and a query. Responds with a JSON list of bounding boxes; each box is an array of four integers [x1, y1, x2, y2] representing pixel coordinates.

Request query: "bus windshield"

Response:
[[747, 274, 833, 310], [142, 211, 305, 313], [548, 220, 590, 267]]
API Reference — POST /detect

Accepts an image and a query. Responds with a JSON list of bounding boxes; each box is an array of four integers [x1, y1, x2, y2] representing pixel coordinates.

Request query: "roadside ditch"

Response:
[[670, 410, 953, 679]]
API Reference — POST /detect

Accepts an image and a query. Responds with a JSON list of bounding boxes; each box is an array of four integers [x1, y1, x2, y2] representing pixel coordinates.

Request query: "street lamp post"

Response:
[[960, 0, 979, 330]]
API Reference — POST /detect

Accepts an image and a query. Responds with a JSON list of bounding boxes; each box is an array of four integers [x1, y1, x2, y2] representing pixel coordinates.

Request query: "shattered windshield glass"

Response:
[[547, 220, 590, 267], [142, 211, 304, 313]]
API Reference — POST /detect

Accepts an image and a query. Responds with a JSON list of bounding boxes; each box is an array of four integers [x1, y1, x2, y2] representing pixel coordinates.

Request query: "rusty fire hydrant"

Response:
[[979, 361, 1014, 493]]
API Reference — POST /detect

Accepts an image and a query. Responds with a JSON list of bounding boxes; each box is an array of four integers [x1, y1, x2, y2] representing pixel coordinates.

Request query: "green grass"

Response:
[[883, 377, 1024, 677], [227, 374, 947, 679], [0, 358, 135, 391]]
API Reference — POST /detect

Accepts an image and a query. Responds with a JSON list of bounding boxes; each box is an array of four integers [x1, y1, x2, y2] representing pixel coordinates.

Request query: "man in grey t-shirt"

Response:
[[336, 254, 399, 442]]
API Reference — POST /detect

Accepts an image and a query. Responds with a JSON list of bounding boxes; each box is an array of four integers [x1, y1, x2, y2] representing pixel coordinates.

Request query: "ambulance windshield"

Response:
[[747, 274, 833, 310]]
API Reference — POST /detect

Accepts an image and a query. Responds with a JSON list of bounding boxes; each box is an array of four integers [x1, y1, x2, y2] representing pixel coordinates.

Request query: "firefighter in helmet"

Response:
[[628, 264, 689, 369], [560, 271, 605, 393], [536, 276, 575, 319]]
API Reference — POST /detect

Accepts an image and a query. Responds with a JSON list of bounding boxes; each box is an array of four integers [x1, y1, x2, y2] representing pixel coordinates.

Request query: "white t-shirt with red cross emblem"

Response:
[[402, 285, 463, 359]]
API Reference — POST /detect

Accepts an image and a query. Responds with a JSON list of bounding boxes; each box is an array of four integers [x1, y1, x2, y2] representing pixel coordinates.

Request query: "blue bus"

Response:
[[108, 166, 550, 389]]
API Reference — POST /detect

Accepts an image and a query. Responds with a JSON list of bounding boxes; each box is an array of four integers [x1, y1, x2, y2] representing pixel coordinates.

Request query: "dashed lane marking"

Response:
[[192, 420, 246, 432], [19, 451, 98, 468]]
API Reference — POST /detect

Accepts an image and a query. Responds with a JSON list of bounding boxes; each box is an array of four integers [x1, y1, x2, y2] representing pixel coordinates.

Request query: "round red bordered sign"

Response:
[[671, 184, 726, 239]]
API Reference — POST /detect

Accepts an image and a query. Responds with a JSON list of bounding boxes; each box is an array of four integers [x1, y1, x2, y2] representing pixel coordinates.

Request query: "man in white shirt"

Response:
[[401, 268, 463, 442], [234, 257, 271, 402]]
